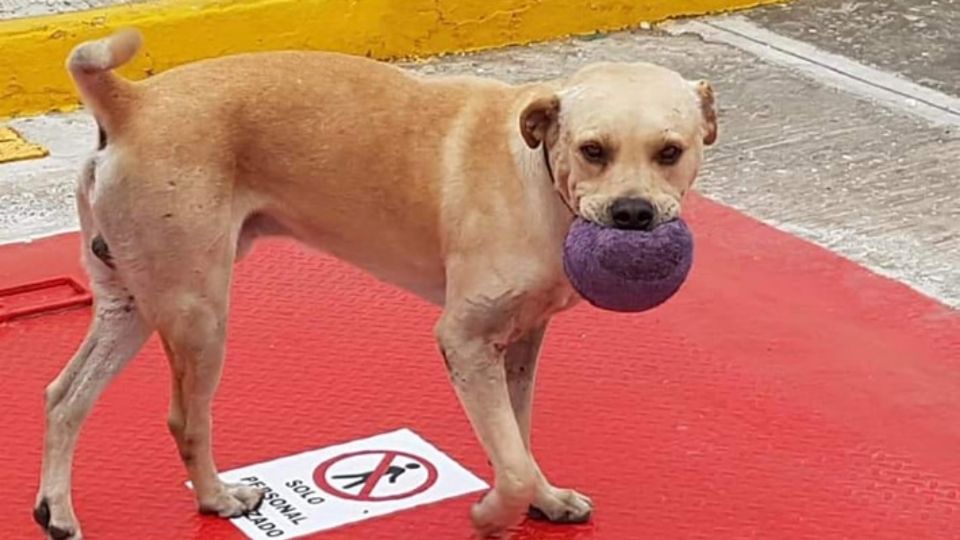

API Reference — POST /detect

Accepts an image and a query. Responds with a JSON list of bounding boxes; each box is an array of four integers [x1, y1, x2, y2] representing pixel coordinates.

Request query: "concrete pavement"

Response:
[[747, 0, 959, 96], [0, 0, 137, 19]]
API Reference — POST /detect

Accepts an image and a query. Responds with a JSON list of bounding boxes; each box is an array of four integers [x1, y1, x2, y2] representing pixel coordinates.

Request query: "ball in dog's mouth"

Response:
[[562, 218, 694, 312]]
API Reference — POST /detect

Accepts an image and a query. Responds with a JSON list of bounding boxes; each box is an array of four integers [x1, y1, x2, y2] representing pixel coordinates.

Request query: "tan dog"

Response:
[[34, 29, 717, 539]]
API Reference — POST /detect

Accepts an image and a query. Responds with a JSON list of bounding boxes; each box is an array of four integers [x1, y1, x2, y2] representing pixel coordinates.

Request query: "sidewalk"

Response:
[[0, 0, 138, 19]]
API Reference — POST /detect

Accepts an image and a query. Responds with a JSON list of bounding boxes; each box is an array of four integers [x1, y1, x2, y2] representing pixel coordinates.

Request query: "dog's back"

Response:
[[66, 30, 526, 301]]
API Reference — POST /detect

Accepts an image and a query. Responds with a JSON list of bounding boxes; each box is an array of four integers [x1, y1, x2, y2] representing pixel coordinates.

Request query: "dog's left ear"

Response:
[[694, 80, 718, 146], [519, 92, 560, 149]]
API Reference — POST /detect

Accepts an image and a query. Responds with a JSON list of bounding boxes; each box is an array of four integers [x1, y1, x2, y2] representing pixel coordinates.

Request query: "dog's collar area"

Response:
[[541, 143, 576, 216]]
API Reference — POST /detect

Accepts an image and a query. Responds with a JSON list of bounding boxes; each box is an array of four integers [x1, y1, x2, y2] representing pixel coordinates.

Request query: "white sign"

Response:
[[189, 428, 488, 539]]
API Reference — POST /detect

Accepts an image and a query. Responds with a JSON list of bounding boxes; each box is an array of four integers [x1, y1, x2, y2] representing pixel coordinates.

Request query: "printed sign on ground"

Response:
[[187, 428, 488, 539]]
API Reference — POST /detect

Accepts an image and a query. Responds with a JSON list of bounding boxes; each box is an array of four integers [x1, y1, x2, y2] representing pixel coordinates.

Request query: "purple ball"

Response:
[[562, 218, 694, 312]]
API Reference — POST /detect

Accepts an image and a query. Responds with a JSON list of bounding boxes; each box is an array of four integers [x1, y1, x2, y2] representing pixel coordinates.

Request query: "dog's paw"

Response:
[[528, 486, 594, 524], [199, 483, 265, 518], [33, 497, 83, 540], [470, 489, 528, 537]]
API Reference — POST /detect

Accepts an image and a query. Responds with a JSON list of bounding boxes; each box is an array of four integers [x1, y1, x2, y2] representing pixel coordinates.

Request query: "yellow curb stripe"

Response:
[[0, 127, 48, 163], [0, 0, 785, 119]]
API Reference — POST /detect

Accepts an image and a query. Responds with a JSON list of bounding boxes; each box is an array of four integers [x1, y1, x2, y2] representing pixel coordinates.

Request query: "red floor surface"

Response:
[[2, 195, 959, 540]]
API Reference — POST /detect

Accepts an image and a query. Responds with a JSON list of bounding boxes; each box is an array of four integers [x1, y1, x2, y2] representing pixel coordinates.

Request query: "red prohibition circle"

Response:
[[313, 450, 439, 502]]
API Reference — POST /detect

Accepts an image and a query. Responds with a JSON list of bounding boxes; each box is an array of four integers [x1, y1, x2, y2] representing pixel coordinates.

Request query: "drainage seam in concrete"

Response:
[[666, 16, 960, 128]]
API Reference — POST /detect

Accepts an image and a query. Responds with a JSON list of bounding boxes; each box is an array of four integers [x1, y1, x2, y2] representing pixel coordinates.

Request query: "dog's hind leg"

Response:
[[156, 279, 264, 518], [116, 175, 265, 518], [34, 161, 153, 540]]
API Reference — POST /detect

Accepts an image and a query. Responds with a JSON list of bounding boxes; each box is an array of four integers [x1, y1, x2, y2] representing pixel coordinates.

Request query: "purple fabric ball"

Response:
[[563, 218, 694, 312]]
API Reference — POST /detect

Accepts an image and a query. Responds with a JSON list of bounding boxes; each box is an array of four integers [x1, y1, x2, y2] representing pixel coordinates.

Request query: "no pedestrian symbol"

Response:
[[203, 429, 487, 540], [314, 450, 439, 502]]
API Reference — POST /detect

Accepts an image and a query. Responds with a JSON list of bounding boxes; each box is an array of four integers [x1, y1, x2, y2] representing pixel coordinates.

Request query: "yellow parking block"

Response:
[[0, 0, 786, 119], [0, 127, 48, 164]]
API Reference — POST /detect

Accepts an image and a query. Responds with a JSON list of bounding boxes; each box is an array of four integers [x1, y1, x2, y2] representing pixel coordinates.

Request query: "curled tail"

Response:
[[66, 29, 143, 131]]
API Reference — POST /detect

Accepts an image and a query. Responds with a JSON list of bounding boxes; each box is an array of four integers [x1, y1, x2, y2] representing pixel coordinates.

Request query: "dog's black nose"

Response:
[[610, 198, 656, 230]]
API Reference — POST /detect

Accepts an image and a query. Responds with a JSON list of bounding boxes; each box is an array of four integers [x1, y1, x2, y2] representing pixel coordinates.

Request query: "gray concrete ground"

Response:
[[0, 0, 137, 18], [748, 0, 959, 96], [0, 0, 957, 310]]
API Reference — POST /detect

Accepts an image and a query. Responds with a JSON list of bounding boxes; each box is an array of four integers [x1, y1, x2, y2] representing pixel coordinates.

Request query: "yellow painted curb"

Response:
[[0, 127, 48, 163], [0, 0, 784, 119]]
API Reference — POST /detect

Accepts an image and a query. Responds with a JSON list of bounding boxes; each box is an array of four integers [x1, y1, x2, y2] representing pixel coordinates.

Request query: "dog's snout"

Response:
[[610, 198, 656, 230]]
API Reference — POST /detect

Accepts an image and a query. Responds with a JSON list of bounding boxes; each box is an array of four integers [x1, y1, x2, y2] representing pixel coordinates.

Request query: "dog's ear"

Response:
[[694, 80, 718, 146], [519, 93, 560, 149]]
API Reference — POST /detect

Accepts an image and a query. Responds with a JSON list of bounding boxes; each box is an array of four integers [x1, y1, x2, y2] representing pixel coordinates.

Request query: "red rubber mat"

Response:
[[3, 195, 959, 540]]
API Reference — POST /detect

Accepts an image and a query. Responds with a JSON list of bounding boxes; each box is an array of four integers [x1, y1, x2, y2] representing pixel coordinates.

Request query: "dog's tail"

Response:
[[66, 29, 143, 131]]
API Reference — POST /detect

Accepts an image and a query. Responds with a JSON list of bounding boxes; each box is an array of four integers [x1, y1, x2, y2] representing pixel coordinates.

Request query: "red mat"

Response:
[[2, 195, 959, 540]]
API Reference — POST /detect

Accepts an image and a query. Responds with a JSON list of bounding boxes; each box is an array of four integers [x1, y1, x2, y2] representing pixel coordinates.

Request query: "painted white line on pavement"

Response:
[[665, 16, 960, 128]]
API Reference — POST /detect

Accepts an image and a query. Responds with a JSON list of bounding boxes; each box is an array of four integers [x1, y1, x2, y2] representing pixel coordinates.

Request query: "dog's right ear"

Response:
[[694, 80, 718, 146], [519, 93, 560, 149]]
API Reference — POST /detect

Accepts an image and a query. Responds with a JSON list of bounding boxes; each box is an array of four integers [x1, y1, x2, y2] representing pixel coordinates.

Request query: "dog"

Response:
[[33, 28, 717, 539]]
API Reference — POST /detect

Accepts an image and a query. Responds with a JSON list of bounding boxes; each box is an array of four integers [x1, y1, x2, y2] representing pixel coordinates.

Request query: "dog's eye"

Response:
[[657, 145, 683, 165], [580, 143, 606, 163]]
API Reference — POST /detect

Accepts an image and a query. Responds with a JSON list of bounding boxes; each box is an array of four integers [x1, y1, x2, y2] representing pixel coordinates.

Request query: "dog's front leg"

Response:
[[435, 305, 538, 536], [505, 324, 593, 524]]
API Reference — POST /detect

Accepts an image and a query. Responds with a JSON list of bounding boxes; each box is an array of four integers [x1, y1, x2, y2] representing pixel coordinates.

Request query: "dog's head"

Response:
[[520, 62, 717, 230]]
